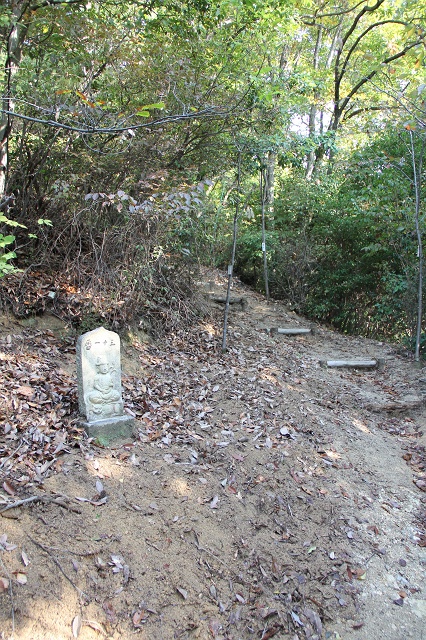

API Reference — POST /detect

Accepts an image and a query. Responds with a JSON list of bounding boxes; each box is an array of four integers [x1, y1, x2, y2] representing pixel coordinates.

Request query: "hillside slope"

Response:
[[0, 269, 425, 640]]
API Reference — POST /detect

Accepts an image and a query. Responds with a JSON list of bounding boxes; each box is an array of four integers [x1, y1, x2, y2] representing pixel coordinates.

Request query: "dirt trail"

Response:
[[0, 269, 425, 640]]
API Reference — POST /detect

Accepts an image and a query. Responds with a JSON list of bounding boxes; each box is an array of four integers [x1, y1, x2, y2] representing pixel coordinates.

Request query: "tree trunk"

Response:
[[265, 150, 275, 228], [306, 23, 342, 179], [305, 106, 317, 181], [0, 1, 28, 199], [410, 130, 424, 363], [305, 27, 322, 180], [260, 166, 270, 302], [222, 152, 242, 352]]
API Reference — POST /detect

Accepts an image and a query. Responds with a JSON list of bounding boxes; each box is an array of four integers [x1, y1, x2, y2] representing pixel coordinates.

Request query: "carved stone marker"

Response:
[[76, 327, 134, 441]]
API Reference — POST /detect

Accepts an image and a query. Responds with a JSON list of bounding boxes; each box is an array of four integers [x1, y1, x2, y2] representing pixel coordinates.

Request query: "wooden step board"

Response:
[[270, 327, 315, 336], [319, 359, 385, 370]]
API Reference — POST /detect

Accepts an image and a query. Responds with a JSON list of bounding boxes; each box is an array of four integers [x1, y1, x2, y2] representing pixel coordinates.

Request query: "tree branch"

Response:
[[334, 0, 386, 106], [339, 0, 386, 52], [342, 104, 398, 121], [338, 19, 408, 85], [302, 0, 368, 22], [1, 107, 228, 135], [29, 0, 88, 10], [340, 38, 425, 115], [369, 80, 426, 128]]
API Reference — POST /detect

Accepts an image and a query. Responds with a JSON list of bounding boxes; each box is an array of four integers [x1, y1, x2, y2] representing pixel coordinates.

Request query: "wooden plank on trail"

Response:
[[365, 398, 422, 412], [271, 327, 313, 336], [319, 359, 385, 370]]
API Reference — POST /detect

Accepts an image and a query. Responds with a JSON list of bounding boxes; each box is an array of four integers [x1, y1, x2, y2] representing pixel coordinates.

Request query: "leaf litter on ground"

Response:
[[0, 271, 425, 639]]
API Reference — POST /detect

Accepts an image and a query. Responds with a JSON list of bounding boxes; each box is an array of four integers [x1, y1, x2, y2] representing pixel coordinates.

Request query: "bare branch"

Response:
[[342, 104, 398, 122], [301, 0, 368, 22], [332, 0, 386, 119], [29, 0, 91, 10], [1, 106, 228, 135], [369, 80, 426, 128]]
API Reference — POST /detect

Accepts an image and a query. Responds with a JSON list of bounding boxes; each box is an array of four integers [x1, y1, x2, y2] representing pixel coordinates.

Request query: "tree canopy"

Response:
[[1, 0, 425, 348]]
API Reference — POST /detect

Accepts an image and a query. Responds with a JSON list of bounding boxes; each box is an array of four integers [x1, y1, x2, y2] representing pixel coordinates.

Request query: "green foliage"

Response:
[[1, 0, 425, 341], [0, 214, 27, 277], [232, 121, 425, 345], [0, 236, 16, 276]]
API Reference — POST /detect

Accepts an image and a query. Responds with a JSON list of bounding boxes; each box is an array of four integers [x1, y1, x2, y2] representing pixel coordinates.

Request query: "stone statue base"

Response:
[[80, 415, 135, 443]]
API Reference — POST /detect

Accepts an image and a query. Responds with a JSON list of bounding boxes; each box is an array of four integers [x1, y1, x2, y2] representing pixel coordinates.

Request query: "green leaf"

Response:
[[37, 218, 53, 226], [1, 251, 16, 260], [0, 235, 15, 248], [0, 215, 26, 228], [136, 102, 165, 116], [139, 102, 165, 110]]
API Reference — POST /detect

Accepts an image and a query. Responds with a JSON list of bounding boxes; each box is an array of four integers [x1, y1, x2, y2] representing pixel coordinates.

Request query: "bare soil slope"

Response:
[[0, 269, 425, 640]]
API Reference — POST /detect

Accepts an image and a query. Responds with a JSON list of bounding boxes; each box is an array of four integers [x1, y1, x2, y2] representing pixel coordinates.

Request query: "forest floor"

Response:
[[0, 268, 425, 640]]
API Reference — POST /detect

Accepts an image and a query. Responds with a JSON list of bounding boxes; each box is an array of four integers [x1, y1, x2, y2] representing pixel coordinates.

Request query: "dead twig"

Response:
[[0, 494, 82, 515], [0, 496, 41, 513], [0, 442, 24, 470], [188, 529, 228, 567], [27, 536, 89, 600], [30, 542, 102, 557], [50, 497, 82, 513], [145, 539, 162, 552]]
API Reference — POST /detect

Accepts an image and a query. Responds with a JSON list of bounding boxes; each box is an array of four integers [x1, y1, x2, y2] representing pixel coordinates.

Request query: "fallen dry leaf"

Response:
[[304, 607, 322, 635], [13, 571, 27, 585], [353, 622, 364, 630], [259, 624, 283, 639], [102, 600, 117, 622], [2, 480, 15, 496], [0, 535, 17, 552], [0, 577, 9, 592], [16, 385, 34, 397], [72, 615, 82, 638], [133, 610, 147, 627], [367, 525, 379, 535], [85, 620, 106, 635]]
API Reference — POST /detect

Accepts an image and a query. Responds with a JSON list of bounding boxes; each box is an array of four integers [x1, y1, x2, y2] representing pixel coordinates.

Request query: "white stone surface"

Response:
[[76, 327, 124, 423]]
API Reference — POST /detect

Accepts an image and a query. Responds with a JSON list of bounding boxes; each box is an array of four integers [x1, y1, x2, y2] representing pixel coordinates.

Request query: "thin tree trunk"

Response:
[[222, 152, 241, 352], [260, 166, 270, 303], [307, 23, 342, 179], [410, 130, 424, 362], [1, 2, 28, 199], [306, 27, 322, 180], [265, 150, 275, 229]]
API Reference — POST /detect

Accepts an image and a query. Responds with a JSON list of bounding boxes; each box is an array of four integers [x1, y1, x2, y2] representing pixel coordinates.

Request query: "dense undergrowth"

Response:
[[232, 131, 425, 350], [1, 0, 425, 355], [0, 120, 424, 350]]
